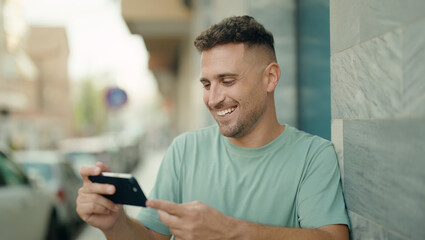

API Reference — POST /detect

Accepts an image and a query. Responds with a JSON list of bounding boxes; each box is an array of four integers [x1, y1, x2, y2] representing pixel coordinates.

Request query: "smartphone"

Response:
[[89, 172, 147, 207]]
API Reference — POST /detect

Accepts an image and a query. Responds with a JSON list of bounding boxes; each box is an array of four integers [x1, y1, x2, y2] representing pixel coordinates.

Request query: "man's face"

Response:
[[200, 43, 269, 138]]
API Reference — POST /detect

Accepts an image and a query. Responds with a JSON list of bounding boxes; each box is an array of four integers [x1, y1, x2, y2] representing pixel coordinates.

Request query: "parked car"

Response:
[[64, 152, 98, 177], [58, 136, 126, 173], [0, 145, 60, 240], [13, 150, 83, 239]]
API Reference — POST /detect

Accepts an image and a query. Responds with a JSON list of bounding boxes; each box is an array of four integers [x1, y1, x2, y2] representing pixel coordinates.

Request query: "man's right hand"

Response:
[[76, 162, 125, 231]]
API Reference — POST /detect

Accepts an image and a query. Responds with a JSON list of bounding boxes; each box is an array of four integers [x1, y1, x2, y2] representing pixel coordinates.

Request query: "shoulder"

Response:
[[285, 125, 333, 149], [284, 125, 336, 163], [171, 125, 221, 148]]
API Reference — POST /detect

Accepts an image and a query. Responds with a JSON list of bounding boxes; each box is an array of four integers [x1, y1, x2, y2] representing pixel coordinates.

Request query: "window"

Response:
[[20, 163, 53, 182], [0, 152, 27, 186]]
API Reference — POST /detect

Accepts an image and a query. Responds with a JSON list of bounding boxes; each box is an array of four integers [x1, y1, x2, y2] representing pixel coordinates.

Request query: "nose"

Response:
[[206, 84, 225, 109]]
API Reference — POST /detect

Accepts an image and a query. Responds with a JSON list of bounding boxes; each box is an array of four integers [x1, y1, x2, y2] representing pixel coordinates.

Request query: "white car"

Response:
[[63, 152, 98, 178], [0, 146, 59, 240], [58, 136, 126, 173], [13, 150, 83, 238]]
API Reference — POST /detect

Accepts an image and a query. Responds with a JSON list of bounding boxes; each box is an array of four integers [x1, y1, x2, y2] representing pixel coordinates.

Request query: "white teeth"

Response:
[[217, 107, 236, 116]]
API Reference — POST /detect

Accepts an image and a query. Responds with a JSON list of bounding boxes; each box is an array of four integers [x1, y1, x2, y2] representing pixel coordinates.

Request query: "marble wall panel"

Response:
[[402, 19, 425, 117], [344, 119, 425, 239], [388, 232, 410, 240], [331, 29, 402, 119], [331, 0, 425, 54], [330, 0, 360, 54], [348, 211, 410, 240], [359, 0, 425, 44], [348, 211, 388, 240], [331, 119, 344, 181], [358, 0, 404, 44]]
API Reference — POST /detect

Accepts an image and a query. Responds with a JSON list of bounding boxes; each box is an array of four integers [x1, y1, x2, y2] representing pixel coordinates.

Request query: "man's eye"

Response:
[[202, 83, 210, 89], [222, 79, 235, 85]]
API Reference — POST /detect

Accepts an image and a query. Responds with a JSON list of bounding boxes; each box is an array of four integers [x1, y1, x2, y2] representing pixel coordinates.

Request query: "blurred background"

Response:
[[1, 0, 424, 239], [0, 0, 333, 153], [0, 0, 333, 239]]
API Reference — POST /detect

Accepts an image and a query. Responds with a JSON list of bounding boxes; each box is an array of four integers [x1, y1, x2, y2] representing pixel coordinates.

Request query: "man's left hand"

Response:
[[147, 199, 239, 240]]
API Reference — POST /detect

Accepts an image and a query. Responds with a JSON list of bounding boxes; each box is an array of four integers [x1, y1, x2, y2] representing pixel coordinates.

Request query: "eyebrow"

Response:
[[217, 73, 239, 78]]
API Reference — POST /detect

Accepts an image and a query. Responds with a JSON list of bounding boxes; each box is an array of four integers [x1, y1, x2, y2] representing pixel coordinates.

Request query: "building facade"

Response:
[[0, 0, 72, 149]]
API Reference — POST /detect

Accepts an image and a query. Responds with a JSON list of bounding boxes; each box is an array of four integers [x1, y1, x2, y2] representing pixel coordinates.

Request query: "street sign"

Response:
[[105, 87, 128, 109]]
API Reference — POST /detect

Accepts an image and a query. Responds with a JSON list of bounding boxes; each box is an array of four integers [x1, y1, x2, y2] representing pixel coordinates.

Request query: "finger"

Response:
[[170, 229, 186, 240], [157, 210, 180, 228], [147, 199, 182, 216], [95, 161, 111, 172], [78, 201, 112, 215], [79, 165, 102, 182], [77, 200, 121, 220], [80, 182, 116, 195], [77, 192, 121, 214]]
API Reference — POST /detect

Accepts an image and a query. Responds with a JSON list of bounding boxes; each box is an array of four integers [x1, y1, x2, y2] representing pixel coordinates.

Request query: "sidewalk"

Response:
[[74, 149, 165, 240]]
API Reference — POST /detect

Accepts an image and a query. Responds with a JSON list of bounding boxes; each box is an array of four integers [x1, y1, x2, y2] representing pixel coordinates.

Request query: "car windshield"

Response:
[[0, 152, 28, 186], [20, 163, 53, 181], [65, 153, 98, 176]]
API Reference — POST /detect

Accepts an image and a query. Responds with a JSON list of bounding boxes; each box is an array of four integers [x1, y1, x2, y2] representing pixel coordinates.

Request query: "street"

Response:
[[74, 149, 165, 240]]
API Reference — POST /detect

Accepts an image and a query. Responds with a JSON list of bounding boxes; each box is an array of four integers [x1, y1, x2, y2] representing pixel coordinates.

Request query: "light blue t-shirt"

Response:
[[137, 124, 349, 235]]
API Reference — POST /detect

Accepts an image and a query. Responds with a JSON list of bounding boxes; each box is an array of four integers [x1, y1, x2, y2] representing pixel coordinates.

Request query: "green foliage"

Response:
[[72, 79, 107, 136]]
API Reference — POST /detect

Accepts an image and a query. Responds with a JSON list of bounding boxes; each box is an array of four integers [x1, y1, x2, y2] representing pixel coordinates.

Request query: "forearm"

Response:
[[146, 199, 347, 240], [233, 218, 346, 240], [103, 215, 156, 240], [239, 223, 330, 240]]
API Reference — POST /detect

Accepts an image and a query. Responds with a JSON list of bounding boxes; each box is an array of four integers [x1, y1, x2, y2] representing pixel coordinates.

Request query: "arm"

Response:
[[76, 162, 170, 240], [102, 214, 170, 240], [147, 199, 349, 240], [236, 220, 348, 240]]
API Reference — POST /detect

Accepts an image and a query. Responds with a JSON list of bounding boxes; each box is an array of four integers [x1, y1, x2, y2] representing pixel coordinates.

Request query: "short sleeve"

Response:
[[297, 143, 350, 229], [135, 139, 182, 236]]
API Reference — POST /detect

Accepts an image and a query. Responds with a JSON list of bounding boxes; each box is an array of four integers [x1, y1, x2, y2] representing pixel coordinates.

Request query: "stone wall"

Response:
[[330, 0, 425, 239]]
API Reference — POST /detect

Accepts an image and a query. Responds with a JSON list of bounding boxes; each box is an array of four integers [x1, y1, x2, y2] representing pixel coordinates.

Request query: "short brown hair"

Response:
[[194, 15, 276, 60]]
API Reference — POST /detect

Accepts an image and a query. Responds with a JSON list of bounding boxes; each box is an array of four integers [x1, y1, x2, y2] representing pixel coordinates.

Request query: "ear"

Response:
[[264, 62, 281, 92]]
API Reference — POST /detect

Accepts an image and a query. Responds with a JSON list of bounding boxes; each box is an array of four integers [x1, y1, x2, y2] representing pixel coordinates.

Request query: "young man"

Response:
[[77, 16, 350, 239]]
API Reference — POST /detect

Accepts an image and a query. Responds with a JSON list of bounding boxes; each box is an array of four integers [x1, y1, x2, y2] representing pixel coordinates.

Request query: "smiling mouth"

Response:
[[216, 107, 236, 116]]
